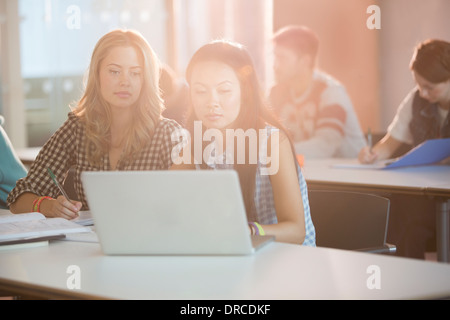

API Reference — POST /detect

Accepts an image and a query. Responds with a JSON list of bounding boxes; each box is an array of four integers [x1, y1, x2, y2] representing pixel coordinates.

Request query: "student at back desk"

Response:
[[359, 39, 450, 259]]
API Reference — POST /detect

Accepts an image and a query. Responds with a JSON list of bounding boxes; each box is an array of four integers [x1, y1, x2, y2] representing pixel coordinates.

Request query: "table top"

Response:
[[1, 240, 450, 300], [302, 158, 450, 196]]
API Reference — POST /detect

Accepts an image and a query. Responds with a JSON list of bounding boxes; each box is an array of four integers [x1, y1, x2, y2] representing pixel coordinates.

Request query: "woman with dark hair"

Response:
[[359, 39, 450, 163], [358, 39, 450, 259], [172, 40, 315, 245]]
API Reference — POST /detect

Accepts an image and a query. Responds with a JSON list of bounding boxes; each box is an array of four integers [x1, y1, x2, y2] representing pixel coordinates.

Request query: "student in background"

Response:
[[160, 64, 189, 126], [8, 29, 181, 219], [269, 25, 366, 159], [359, 39, 450, 164], [171, 40, 315, 245], [359, 39, 450, 259], [0, 115, 27, 209]]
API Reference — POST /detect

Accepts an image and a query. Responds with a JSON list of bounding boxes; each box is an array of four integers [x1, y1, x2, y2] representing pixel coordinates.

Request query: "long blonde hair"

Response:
[[73, 29, 163, 166]]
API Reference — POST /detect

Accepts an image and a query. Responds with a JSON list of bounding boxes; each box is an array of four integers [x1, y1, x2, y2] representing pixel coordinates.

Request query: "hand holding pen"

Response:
[[358, 128, 378, 164], [367, 127, 373, 152], [46, 168, 82, 219]]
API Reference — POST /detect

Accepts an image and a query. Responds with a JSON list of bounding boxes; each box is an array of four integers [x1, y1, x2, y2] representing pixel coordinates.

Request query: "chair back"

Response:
[[308, 190, 392, 252]]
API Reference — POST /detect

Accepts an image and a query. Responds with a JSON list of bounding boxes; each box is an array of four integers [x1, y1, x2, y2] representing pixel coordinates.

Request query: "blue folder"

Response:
[[384, 138, 450, 169]]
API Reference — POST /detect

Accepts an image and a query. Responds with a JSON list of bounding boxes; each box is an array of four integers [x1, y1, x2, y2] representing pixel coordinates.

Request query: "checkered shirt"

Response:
[[7, 112, 182, 210]]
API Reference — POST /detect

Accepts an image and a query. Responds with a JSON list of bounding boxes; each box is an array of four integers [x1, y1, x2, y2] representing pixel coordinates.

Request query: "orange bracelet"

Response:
[[32, 196, 53, 213]]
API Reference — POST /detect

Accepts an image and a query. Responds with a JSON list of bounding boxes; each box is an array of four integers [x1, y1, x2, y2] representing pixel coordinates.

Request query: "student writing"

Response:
[[359, 39, 450, 164], [269, 25, 366, 159], [359, 39, 450, 259], [8, 29, 181, 219]]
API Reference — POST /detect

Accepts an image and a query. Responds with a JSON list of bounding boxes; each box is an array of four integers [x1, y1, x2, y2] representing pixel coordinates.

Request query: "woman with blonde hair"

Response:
[[8, 29, 181, 219]]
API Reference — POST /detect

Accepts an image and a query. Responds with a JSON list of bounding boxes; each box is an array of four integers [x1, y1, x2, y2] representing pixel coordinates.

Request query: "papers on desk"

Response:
[[333, 138, 450, 170], [331, 159, 395, 169], [72, 210, 94, 226], [0, 212, 91, 245]]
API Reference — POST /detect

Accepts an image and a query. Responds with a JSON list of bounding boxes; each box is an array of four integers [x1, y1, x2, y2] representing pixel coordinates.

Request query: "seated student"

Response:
[[7, 29, 181, 219], [0, 115, 27, 209], [359, 39, 450, 163], [269, 25, 366, 159], [359, 39, 450, 259], [171, 40, 316, 245]]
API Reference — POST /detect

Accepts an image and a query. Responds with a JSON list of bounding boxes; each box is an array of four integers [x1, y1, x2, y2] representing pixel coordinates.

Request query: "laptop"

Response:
[[81, 170, 274, 255]]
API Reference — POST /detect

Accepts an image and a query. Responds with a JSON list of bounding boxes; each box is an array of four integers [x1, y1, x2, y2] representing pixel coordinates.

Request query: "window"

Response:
[[19, 0, 168, 146], [2, 0, 272, 147]]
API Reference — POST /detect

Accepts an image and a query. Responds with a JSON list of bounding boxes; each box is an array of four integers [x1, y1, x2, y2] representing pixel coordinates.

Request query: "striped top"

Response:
[[270, 70, 366, 158], [197, 126, 316, 246]]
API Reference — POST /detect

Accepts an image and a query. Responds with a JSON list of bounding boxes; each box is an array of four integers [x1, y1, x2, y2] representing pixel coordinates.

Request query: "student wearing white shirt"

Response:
[[359, 39, 450, 260], [359, 39, 450, 164], [269, 25, 366, 159]]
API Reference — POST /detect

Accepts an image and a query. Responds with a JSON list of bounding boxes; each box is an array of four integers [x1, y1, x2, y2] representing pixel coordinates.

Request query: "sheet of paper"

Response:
[[72, 210, 94, 226], [330, 159, 394, 169], [0, 212, 46, 224], [0, 217, 91, 241]]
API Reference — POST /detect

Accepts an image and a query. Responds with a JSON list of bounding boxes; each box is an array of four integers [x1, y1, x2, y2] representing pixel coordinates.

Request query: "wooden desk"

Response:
[[1, 240, 450, 300], [302, 159, 450, 262]]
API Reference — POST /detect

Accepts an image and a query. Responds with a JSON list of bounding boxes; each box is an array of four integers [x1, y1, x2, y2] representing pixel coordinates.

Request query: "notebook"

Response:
[[381, 137, 450, 169], [81, 170, 274, 255], [332, 138, 450, 170]]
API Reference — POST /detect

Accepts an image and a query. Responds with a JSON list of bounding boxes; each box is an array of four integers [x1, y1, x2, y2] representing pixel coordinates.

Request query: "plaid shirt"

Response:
[[7, 112, 182, 210], [199, 126, 316, 246]]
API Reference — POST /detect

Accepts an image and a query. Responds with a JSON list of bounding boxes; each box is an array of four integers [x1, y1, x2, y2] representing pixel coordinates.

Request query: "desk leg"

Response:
[[436, 199, 450, 263]]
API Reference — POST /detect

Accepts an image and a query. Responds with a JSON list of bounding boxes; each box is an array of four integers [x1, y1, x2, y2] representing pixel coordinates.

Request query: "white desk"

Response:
[[1, 240, 450, 300], [302, 159, 450, 262]]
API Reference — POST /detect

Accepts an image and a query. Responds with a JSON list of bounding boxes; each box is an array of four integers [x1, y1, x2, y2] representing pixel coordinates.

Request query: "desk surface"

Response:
[[1, 240, 450, 300], [302, 158, 450, 196]]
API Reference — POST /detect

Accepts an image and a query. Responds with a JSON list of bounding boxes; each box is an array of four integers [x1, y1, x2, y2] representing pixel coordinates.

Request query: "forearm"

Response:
[[374, 134, 403, 159], [261, 221, 305, 244], [359, 134, 404, 163], [9, 192, 39, 213]]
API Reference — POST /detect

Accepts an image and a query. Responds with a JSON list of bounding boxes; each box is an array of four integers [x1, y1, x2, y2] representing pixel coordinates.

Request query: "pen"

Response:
[[47, 168, 70, 200], [367, 127, 373, 152]]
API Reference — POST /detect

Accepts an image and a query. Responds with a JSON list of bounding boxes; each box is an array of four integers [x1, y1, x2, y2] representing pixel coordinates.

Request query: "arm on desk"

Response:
[[359, 134, 404, 164], [10, 193, 81, 220]]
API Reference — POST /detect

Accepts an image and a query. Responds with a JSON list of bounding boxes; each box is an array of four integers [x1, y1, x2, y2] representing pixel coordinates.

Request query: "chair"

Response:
[[308, 190, 396, 254], [63, 167, 79, 201]]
